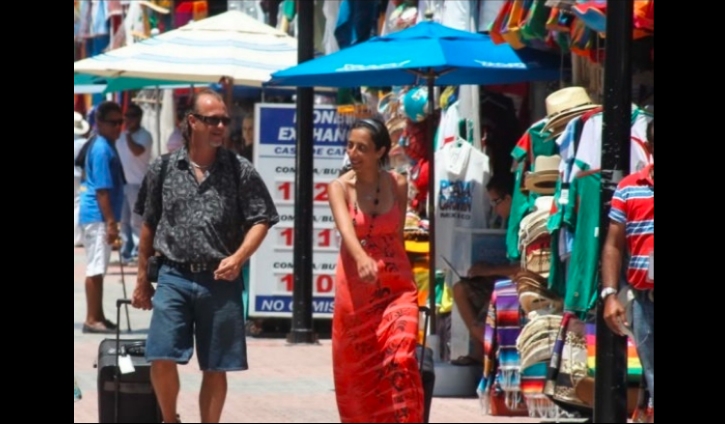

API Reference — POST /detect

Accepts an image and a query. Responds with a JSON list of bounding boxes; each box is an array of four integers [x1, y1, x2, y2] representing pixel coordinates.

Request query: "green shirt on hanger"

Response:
[[506, 119, 559, 261], [562, 170, 601, 318]]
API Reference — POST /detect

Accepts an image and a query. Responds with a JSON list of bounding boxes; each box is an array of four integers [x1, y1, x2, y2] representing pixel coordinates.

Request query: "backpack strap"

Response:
[[134, 153, 170, 217], [76, 134, 98, 182], [229, 149, 241, 193], [155, 153, 171, 207]]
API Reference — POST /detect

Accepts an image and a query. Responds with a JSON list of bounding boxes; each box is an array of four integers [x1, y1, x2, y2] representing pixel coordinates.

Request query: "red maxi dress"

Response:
[[332, 175, 425, 423]]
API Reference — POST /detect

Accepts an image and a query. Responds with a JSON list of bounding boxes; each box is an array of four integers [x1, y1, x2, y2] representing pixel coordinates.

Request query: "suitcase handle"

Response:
[[117, 299, 132, 307], [115, 298, 132, 423], [418, 306, 432, 374]]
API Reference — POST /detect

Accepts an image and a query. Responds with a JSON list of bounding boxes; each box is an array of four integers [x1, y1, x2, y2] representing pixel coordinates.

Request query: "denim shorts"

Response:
[[632, 289, 654, 405], [145, 264, 248, 372]]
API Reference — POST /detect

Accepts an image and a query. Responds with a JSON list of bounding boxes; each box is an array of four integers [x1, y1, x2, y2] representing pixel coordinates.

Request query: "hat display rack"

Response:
[[506, 84, 614, 420]]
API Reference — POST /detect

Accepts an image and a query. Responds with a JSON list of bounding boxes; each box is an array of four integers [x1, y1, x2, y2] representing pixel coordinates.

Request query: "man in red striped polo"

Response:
[[602, 119, 654, 421]]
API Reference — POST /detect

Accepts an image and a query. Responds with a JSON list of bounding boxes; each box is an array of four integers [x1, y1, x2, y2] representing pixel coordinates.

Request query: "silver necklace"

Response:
[[190, 160, 211, 170]]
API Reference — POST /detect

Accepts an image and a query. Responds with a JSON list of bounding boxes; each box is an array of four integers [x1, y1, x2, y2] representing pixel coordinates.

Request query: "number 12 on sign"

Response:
[[276, 181, 330, 202]]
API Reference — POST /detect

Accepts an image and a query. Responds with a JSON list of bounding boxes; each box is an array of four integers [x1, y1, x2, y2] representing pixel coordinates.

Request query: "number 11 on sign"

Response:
[[280, 228, 338, 248]]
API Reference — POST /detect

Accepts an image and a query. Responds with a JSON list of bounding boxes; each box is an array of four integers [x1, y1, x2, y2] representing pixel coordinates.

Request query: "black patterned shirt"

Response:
[[141, 146, 279, 263]]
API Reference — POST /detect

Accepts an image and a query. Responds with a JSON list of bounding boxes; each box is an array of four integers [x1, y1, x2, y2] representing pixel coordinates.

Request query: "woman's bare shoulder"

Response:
[[331, 171, 355, 192], [389, 170, 408, 187]]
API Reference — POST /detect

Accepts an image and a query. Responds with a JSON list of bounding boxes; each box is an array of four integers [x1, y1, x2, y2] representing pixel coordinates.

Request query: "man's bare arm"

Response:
[[126, 133, 146, 156]]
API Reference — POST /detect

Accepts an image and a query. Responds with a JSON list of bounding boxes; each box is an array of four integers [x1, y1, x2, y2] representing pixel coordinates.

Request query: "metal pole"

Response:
[[287, 0, 317, 344], [267, 0, 280, 27], [594, 0, 633, 422], [155, 86, 162, 159], [425, 75, 437, 336]]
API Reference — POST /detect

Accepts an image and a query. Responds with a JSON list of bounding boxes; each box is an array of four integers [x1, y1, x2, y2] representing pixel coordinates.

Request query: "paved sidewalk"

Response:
[[74, 247, 538, 423]]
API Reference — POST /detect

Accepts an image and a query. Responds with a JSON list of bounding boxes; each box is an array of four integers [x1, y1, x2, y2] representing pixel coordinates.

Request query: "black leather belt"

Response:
[[161, 257, 220, 273]]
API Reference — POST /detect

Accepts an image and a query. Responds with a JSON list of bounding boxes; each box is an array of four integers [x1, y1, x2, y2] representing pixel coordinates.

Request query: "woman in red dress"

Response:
[[328, 118, 424, 423]]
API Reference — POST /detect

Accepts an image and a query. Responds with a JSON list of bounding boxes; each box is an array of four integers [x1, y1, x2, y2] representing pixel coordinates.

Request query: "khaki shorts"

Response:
[[459, 276, 496, 325]]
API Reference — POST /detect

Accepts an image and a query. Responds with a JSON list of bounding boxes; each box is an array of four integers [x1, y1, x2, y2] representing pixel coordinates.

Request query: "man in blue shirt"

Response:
[[78, 101, 125, 333]]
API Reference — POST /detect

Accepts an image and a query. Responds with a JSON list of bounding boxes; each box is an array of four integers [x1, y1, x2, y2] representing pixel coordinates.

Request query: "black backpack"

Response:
[[74, 135, 98, 181]]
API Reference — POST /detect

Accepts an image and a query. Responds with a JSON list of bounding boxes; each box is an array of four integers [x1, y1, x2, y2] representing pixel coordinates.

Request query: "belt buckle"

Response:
[[190, 263, 204, 273]]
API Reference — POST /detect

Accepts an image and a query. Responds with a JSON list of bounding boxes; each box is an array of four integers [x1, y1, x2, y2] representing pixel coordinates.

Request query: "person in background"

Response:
[[236, 112, 258, 331], [602, 119, 654, 423], [166, 106, 186, 153], [450, 174, 517, 364], [78, 101, 126, 333], [238, 113, 255, 162], [75, 111, 91, 247], [116, 103, 154, 264]]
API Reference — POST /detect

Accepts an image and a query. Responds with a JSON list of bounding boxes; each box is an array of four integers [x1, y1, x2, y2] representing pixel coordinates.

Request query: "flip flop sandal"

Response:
[[450, 355, 480, 366]]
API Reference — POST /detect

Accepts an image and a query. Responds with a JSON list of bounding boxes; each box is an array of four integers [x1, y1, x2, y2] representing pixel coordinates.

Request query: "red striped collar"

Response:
[[636, 164, 654, 187]]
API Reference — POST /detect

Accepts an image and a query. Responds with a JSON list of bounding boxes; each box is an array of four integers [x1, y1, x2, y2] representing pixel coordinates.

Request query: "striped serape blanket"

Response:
[[480, 279, 527, 413], [585, 323, 643, 383]]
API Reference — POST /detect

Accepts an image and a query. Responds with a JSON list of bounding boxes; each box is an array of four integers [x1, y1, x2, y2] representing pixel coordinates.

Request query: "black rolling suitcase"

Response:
[[416, 306, 436, 424], [96, 299, 162, 423]]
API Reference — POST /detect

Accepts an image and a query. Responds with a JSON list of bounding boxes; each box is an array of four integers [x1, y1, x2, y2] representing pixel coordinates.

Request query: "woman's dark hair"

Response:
[[646, 118, 654, 144], [350, 117, 392, 168]]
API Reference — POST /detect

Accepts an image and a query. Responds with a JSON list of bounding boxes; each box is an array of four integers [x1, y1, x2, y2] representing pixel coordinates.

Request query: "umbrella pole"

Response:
[[155, 86, 161, 158], [426, 75, 437, 339]]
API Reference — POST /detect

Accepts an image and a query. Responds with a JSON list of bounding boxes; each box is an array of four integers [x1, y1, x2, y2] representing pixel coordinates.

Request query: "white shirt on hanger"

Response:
[[572, 106, 653, 175], [434, 139, 490, 272]]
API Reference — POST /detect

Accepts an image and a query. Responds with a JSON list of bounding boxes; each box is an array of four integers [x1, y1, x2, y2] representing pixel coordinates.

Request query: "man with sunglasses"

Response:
[[132, 88, 279, 424], [116, 103, 153, 265], [78, 100, 126, 333]]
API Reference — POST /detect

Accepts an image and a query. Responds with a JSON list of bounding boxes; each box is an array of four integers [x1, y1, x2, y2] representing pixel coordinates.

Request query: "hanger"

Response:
[[480, 92, 511, 111]]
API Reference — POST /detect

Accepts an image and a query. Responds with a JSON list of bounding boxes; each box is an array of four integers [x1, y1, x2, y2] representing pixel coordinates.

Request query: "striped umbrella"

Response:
[[73, 10, 298, 88]]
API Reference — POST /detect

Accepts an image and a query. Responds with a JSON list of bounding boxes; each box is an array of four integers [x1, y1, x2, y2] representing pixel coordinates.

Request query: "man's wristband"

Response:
[[601, 287, 618, 301]]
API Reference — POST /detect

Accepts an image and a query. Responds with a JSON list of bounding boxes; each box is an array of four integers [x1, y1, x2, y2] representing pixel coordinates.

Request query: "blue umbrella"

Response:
[[267, 20, 563, 88], [267, 18, 564, 332]]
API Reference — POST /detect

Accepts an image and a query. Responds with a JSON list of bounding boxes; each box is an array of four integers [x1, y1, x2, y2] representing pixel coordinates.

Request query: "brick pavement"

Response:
[[74, 247, 539, 423]]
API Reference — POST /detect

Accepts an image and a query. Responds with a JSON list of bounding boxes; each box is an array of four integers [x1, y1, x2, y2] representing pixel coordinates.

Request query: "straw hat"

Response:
[[386, 115, 408, 136], [378, 91, 396, 116], [522, 249, 552, 279], [519, 336, 557, 371], [541, 87, 599, 134], [524, 155, 560, 195], [513, 270, 562, 313], [518, 196, 554, 250], [517, 314, 563, 352], [74, 111, 90, 135]]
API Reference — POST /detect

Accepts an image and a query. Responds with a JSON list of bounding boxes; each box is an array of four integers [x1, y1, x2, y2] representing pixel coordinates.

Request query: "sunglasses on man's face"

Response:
[[193, 113, 231, 127], [125, 114, 141, 119]]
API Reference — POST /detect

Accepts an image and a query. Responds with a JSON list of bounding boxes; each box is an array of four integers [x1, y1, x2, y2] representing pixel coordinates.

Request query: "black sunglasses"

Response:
[[193, 113, 231, 127], [102, 119, 124, 126]]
